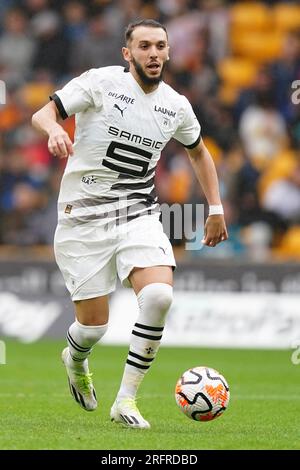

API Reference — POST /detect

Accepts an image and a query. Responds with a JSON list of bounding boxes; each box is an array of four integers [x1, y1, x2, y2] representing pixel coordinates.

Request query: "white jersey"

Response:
[[51, 66, 201, 228]]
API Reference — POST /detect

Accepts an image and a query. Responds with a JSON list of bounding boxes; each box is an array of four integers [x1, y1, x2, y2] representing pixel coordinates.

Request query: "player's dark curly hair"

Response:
[[125, 19, 168, 44]]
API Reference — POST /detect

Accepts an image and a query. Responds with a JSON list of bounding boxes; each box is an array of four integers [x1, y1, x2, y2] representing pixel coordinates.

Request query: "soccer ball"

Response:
[[175, 366, 230, 422]]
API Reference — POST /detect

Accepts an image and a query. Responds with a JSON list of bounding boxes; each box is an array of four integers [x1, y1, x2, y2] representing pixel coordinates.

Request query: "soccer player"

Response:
[[32, 19, 228, 429]]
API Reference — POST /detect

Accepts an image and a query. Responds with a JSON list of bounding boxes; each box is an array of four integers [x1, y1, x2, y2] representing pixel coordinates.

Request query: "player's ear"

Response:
[[122, 46, 131, 62]]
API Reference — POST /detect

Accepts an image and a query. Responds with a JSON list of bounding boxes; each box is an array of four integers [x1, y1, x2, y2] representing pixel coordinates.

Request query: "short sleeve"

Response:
[[50, 69, 103, 119], [173, 96, 201, 149]]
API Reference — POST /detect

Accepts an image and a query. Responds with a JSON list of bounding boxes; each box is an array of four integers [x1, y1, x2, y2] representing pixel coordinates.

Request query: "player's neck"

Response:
[[129, 68, 159, 94]]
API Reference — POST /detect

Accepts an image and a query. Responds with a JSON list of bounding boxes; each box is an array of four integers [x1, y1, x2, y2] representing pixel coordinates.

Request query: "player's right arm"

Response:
[[32, 101, 74, 159]]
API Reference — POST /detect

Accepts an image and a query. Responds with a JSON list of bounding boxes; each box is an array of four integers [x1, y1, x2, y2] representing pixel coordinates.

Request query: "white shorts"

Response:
[[54, 214, 176, 301]]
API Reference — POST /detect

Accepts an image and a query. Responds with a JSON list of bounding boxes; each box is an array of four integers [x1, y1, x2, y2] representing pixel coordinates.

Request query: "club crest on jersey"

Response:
[[81, 175, 98, 185], [154, 105, 176, 118]]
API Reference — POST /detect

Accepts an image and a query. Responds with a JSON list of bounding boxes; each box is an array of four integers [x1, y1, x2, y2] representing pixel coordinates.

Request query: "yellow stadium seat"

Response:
[[273, 3, 300, 32], [230, 2, 272, 31], [19, 82, 54, 109], [258, 150, 298, 200], [168, 169, 192, 204], [0, 103, 22, 131], [218, 83, 240, 106], [273, 226, 300, 259], [231, 31, 284, 62], [203, 137, 222, 166], [218, 57, 258, 88]]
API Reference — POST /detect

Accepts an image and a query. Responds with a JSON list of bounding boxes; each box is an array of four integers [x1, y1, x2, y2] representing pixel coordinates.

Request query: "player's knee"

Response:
[[74, 300, 109, 328], [142, 283, 173, 313], [72, 320, 108, 343], [155, 286, 173, 313]]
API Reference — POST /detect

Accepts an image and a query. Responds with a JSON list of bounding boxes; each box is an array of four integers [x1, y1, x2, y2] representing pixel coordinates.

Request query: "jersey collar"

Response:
[[124, 67, 161, 97]]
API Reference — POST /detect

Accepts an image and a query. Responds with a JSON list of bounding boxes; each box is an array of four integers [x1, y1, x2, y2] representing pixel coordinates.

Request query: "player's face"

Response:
[[123, 26, 169, 88]]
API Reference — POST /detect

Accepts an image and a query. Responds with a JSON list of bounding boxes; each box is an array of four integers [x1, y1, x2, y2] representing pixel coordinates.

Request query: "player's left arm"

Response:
[[186, 139, 228, 247]]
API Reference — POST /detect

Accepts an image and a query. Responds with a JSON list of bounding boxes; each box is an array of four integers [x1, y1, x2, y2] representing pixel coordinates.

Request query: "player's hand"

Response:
[[202, 214, 228, 247], [48, 124, 74, 159]]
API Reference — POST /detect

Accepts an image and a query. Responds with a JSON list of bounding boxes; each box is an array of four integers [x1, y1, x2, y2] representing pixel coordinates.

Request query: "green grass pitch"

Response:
[[0, 340, 299, 450]]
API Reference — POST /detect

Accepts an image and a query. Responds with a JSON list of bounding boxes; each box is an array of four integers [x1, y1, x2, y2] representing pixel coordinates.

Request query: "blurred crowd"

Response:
[[0, 0, 300, 260]]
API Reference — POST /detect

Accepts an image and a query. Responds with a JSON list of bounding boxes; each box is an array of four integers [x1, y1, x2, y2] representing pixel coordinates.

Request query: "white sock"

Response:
[[66, 320, 108, 371], [117, 283, 173, 400]]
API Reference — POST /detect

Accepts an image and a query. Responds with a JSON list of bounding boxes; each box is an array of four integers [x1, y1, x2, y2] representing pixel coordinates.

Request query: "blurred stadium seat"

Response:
[[273, 3, 300, 32], [273, 225, 300, 259], [218, 83, 239, 105], [231, 31, 284, 62], [203, 137, 222, 166], [0, 102, 22, 131], [230, 2, 272, 31], [19, 82, 55, 110], [168, 168, 192, 204], [258, 149, 298, 200], [218, 57, 258, 88]]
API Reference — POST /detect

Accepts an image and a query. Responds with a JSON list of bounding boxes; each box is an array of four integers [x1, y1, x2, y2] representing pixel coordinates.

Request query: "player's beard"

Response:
[[132, 57, 165, 86]]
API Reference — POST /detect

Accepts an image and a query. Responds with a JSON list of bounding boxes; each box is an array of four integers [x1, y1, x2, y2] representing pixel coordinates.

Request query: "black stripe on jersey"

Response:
[[58, 193, 156, 211], [115, 207, 160, 226], [60, 202, 159, 225], [126, 359, 150, 370], [111, 176, 154, 191], [58, 196, 119, 212], [145, 166, 156, 178], [50, 93, 68, 120], [59, 208, 157, 227], [128, 351, 154, 362], [183, 132, 201, 149], [65, 196, 119, 209], [62, 212, 110, 223], [127, 190, 157, 203], [132, 330, 163, 341], [118, 166, 156, 180], [115, 199, 155, 215], [135, 323, 164, 332]]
